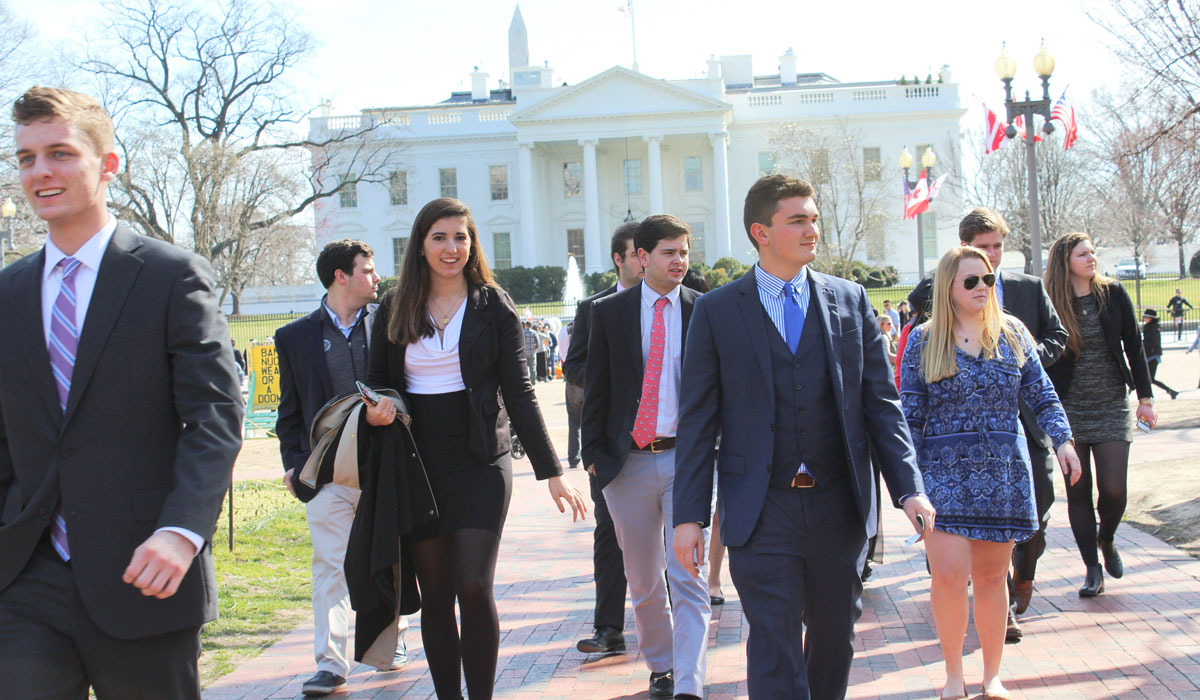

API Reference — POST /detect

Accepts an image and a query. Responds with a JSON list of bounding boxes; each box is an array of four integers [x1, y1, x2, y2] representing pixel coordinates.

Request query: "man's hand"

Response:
[[673, 523, 705, 578], [122, 530, 198, 599], [283, 468, 297, 498], [902, 495, 936, 543]]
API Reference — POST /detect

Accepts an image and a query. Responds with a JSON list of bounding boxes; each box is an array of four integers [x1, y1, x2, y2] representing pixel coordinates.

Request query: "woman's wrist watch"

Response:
[[1139, 397, 1154, 406]]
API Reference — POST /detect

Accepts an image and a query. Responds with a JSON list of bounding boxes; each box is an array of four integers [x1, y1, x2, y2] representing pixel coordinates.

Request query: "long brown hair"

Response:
[[921, 246, 1026, 383], [387, 198, 495, 344], [1043, 232, 1111, 359]]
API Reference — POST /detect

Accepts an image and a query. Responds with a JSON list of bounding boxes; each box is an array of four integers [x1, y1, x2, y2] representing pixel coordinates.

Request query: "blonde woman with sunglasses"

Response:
[[900, 246, 1081, 700]]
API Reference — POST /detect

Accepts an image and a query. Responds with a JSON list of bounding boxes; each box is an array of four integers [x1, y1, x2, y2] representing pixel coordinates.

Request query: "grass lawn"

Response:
[[201, 480, 312, 686]]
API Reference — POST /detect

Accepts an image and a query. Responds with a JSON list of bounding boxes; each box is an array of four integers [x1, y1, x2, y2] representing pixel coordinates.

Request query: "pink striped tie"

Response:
[[631, 297, 669, 448], [47, 256, 81, 560]]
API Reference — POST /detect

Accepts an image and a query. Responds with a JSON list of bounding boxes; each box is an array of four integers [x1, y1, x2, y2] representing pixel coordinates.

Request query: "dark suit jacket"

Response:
[[0, 225, 243, 640], [673, 268, 922, 547], [367, 284, 561, 479], [1045, 282, 1153, 400], [562, 285, 618, 388], [580, 284, 698, 489], [275, 304, 377, 502]]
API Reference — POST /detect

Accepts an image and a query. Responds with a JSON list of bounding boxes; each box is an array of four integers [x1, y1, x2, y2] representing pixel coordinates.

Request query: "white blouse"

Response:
[[405, 300, 468, 394]]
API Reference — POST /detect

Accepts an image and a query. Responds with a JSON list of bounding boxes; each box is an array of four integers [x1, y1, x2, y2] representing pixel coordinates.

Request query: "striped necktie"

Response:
[[47, 256, 82, 560]]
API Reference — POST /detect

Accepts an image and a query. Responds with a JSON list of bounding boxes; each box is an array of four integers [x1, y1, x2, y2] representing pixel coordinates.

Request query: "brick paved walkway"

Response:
[[208, 383, 1200, 700]]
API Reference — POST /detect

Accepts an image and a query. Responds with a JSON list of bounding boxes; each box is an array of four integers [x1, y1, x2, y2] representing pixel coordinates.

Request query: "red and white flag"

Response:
[[904, 169, 930, 219], [1051, 90, 1078, 149], [618, 0, 632, 16], [983, 102, 1008, 154]]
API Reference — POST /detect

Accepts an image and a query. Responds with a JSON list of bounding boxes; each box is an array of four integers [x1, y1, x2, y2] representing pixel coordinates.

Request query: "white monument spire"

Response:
[[509, 5, 529, 69]]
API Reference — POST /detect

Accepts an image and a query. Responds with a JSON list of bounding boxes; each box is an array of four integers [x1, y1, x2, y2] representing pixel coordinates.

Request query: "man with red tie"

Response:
[[582, 215, 709, 699]]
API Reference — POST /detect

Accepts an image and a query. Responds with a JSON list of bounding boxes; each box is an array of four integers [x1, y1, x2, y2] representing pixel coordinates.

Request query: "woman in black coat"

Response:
[[1043, 232, 1157, 597], [364, 197, 587, 699], [1140, 309, 1179, 399]]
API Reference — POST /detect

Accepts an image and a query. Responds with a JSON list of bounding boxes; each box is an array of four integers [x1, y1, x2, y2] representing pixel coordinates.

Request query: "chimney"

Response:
[[707, 55, 721, 80], [938, 64, 952, 83], [471, 67, 489, 101], [779, 48, 797, 86]]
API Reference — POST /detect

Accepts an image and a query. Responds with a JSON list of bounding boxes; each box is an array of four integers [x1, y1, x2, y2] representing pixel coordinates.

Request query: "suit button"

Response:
[[37, 508, 49, 518], [794, 362, 802, 369], [795, 384, 803, 391], [59, 448, 73, 459]]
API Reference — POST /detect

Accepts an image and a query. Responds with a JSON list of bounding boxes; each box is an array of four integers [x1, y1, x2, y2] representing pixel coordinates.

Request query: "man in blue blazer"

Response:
[[673, 175, 935, 699]]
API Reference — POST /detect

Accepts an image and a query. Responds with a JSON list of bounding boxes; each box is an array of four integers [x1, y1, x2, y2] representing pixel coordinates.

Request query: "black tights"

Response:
[[410, 528, 502, 700], [1065, 440, 1130, 567]]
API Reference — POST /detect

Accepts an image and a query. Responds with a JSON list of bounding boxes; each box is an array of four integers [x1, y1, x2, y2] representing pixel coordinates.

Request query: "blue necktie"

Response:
[[783, 282, 806, 354]]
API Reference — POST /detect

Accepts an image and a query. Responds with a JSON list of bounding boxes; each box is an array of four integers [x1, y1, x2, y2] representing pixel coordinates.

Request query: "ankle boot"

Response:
[[1079, 564, 1104, 597], [1099, 539, 1124, 578]]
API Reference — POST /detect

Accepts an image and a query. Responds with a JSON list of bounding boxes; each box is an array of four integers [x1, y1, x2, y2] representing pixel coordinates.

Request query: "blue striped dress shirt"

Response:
[[754, 263, 811, 342]]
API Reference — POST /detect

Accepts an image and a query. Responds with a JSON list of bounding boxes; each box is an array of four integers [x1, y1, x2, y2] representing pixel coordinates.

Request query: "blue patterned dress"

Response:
[[900, 323, 1073, 543]]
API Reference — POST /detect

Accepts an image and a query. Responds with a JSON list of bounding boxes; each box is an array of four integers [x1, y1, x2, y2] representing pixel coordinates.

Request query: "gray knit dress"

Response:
[[1060, 294, 1133, 443]]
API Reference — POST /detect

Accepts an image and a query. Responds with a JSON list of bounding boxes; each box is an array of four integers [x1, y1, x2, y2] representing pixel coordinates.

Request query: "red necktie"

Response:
[[632, 297, 669, 448]]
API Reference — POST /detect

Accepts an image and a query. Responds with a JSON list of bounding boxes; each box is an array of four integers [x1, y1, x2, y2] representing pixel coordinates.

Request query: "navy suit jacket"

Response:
[[580, 284, 698, 489], [274, 304, 377, 503], [673, 267, 923, 548]]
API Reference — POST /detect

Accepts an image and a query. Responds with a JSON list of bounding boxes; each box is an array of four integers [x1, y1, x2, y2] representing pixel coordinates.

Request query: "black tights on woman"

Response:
[[410, 528, 502, 700], [1065, 440, 1130, 567]]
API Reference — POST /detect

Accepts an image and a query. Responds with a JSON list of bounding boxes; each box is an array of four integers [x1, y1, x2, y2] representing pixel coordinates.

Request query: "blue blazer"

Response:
[[673, 267, 923, 548]]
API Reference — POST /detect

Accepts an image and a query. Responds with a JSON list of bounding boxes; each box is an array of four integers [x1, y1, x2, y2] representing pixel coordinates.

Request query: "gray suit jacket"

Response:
[[673, 267, 922, 547], [0, 225, 243, 639]]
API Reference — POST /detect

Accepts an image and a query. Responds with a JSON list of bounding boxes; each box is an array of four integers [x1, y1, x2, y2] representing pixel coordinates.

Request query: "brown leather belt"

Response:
[[634, 437, 676, 453], [790, 472, 817, 488]]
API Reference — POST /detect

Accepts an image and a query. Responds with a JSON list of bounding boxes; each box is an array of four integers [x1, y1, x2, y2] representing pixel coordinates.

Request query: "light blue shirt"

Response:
[[754, 263, 811, 343], [322, 296, 366, 339]]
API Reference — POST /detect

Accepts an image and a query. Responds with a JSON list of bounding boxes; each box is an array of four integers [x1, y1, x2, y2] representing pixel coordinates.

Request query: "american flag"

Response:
[[983, 102, 1007, 154], [1051, 91, 1078, 149]]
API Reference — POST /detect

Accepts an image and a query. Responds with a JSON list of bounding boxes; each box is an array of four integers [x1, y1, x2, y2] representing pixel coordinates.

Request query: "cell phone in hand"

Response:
[[1136, 416, 1152, 433], [356, 380, 381, 406], [904, 514, 926, 546]]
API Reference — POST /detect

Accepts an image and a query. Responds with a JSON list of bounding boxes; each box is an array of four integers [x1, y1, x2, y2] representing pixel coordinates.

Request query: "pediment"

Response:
[[383, 218, 413, 233], [484, 214, 519, 226], [511, 66, 729, 124]]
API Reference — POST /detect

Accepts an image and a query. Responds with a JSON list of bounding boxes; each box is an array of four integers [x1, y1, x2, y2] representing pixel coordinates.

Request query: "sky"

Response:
[[17, 0, 1125, 129]]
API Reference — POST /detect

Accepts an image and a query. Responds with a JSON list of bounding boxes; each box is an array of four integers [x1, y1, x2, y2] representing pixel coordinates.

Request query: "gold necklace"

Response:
[[430, 294, 466, 329]]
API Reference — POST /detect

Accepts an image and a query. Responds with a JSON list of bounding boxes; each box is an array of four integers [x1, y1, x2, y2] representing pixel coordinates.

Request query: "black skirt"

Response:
[[405, 390, 512, 542]]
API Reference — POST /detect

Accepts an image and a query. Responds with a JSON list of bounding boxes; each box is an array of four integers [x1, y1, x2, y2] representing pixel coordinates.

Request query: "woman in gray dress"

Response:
[[1043, 232, 1158, 598]]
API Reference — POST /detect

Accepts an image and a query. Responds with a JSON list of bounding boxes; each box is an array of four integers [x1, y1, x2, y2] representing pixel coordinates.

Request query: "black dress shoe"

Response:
[[576, 626, 625, 654], [1079, 564, 1105, 597], [649, 670, 674, 698], [1004, 608, 1022, 643], [709, 593, 725, 606], [1099, 539, 1124, 578], [675, 694, 701, 699], [301, 671, 347, 696]]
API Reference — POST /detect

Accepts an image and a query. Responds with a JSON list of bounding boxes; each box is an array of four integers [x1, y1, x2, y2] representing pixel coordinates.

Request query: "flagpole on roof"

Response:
[[629, 0, 639, 72]]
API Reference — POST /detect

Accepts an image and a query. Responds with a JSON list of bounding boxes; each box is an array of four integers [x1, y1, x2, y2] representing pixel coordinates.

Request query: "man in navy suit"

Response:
[[583, 216, 708, 699], [275, 240, 407, 696], [673, 175, 935, 699]]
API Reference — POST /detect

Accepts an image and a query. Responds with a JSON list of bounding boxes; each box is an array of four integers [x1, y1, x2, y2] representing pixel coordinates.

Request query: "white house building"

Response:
[[308, 7, 967, 282]]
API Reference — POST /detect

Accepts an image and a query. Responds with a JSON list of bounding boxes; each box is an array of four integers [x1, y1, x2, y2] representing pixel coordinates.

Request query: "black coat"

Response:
[[562, 285, 618, 388], [1142, 319, 1163, 359], [366, 284, 560, 478], [1045, 283, 1154, 400]]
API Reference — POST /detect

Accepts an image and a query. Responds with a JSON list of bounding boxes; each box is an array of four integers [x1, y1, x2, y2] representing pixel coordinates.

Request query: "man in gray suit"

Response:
[[0, 87, 243, 698], [673, 175, 934, 699]]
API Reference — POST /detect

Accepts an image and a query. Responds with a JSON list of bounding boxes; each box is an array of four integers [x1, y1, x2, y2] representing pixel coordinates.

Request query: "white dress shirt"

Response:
[[43, 218, 203, 556], [639, 281, 682, 438]]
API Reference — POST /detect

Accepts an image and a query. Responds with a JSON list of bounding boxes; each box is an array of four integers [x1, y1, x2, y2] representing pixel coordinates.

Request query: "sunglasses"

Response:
[[962, 273, 996, 290]]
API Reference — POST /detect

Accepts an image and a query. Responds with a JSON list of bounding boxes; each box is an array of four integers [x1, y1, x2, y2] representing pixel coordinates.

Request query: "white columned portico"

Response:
[[581, 138, 602, 272], [645, 135, 664, 214], [710, 131, 732, 260], [518, 142, 537, 266]]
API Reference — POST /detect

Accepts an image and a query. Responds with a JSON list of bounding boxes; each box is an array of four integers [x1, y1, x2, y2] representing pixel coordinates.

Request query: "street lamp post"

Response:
[[899, 146, 938, 281], [0, 197, 16, 271], [996, 41, 1056, 276]]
